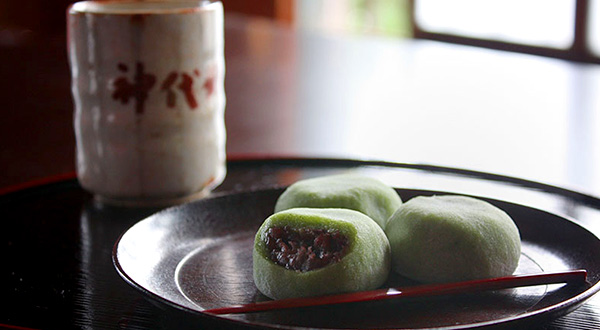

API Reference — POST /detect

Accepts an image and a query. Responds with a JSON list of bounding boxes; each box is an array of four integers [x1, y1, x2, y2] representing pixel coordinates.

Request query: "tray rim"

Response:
[[3, 156, 600, 206], [225, 156, 600, 206]]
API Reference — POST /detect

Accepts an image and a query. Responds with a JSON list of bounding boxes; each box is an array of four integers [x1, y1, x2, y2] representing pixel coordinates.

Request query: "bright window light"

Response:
[[414, 0, 576, 49]]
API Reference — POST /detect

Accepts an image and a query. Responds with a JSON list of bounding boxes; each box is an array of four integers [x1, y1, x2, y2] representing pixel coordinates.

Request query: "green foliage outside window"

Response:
[[347, 0, 412, 37]]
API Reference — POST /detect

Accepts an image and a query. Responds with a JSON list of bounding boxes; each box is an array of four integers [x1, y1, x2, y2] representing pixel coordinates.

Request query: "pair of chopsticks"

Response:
[[204, 269, 587, 315]]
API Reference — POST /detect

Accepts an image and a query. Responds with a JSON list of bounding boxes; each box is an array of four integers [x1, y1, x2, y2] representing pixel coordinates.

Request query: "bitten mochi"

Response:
[[253, 208, 391, 300], [274, 174, 402, 228], [385, 195, 521, 283]]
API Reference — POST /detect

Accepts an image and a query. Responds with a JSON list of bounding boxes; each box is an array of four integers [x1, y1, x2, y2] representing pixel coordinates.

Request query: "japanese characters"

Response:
[[68, 1, 226, 206]]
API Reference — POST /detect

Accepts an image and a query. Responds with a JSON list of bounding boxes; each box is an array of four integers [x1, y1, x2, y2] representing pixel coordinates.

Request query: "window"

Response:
[[412, 0, 600, 63], [295, 0, 598, 63], [414, 0, 575, 49]]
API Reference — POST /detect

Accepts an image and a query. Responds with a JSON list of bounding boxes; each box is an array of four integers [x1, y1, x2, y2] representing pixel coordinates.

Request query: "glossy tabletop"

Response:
[[2, 12, 600, 330]]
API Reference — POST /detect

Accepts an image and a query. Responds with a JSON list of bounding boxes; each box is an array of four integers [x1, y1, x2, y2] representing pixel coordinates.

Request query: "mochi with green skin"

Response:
[[253, 207, 391, 300], [274, 174, 402, 229], [385, 195, 521, 283]]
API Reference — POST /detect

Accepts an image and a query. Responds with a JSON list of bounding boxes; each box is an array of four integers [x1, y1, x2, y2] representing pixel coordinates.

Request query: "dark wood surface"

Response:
[[3, 13, 600, 198], [3, 158, 600, 330], [2, 11, 600, 330]]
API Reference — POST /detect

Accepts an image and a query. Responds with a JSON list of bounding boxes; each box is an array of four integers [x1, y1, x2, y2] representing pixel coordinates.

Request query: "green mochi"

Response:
[[385, 195, 521, 283], [274, 174, 402, 228], [253, 208, 391, 300]]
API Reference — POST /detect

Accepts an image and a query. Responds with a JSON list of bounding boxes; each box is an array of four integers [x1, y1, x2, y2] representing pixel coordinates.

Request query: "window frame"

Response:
[[410, 0, 599, 64]]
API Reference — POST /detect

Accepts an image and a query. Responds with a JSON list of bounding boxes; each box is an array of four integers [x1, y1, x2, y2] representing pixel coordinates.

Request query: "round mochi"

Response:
[[253, 207, 391, 300], [385, 195, 521, 283], [274, 174, 402, 228]]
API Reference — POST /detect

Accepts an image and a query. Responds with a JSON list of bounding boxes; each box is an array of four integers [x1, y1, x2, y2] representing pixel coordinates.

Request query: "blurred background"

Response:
[[1, 0, 599, 191]]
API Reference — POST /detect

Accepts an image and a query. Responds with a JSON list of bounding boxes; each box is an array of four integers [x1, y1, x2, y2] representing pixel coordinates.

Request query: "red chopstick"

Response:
[[204, 269, 587, 315]]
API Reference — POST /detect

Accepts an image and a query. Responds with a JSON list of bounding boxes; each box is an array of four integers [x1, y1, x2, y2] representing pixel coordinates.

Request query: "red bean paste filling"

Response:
[[265, 226, 350, 272]]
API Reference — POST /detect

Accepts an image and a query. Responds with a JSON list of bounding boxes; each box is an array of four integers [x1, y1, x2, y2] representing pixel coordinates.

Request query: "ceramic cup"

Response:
[[67, 0, 226, 206]]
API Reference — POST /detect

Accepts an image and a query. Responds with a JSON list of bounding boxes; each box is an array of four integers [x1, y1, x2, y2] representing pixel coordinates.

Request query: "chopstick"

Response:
[[203, 269, 587, 315]]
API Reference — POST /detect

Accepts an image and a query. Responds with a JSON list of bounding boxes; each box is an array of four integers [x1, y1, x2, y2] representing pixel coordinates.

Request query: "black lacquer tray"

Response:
[[113, 158, 600, 329]]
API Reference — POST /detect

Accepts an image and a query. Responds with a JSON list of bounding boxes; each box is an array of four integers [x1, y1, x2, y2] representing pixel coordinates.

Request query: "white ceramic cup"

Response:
[[68, 0, 226, 206]]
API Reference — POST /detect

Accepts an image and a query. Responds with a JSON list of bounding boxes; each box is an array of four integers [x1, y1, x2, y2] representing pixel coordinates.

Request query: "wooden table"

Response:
[[2, 13, 600, 330], [3, 14, 600, 196]]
